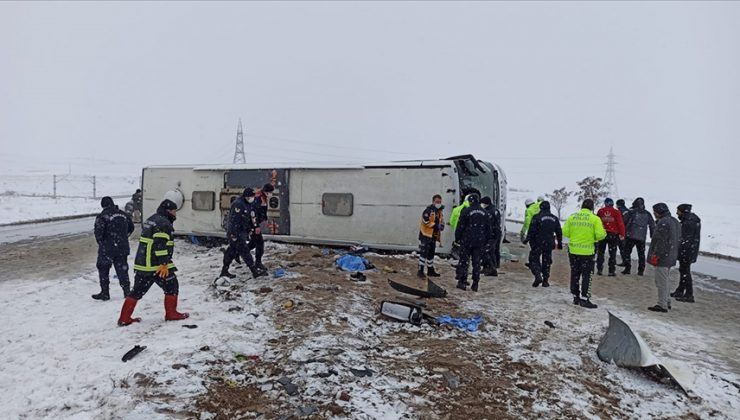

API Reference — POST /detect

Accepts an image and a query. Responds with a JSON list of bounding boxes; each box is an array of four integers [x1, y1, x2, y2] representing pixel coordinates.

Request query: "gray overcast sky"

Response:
[[1, 1, 739, 204]]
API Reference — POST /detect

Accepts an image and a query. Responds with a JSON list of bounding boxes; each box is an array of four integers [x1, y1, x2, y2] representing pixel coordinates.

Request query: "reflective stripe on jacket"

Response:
[[562, 209, 607, 256]]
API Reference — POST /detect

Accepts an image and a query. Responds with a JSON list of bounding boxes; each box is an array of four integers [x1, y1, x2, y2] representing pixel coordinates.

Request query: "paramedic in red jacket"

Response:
[[596, 197, 625, 276]]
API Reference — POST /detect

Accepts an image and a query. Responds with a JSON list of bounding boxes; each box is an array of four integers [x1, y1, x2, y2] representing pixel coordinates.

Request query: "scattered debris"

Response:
[[276, 376, 299, 396], [295, 284, 306, 291], [317, 369, 339, 378], [544, 321, 556, 329], [339, 391, 351, 401], [182, 324, 198, 329], [121, 345, 146, 362], [388, 278, 447, 298], [257, 287, 273, 294], [235, 354, 260, 362], [295, 405, 317, 417], [282, 299, 295, 310], [172, 363, 189, 370], [436, 315, 483, 332], [349, 367, 375, 378], [336, 254, 372, 272], [516, 382, 537, 392], [227, 306, 243, 312], [380, 300, 424, 325], [349, 272, 367, 282], [274, 267, 286, 278], [199, 346, 211, 352], [442, 372, 460, 389]]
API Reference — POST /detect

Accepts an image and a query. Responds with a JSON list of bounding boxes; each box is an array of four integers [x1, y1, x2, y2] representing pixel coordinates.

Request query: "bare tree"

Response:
[[576, 176, 609, 204], [546, 187, 572, 220]]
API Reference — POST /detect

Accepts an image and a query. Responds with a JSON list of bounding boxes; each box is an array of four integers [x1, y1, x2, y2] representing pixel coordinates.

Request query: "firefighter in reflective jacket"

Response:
[[562, 199, 607, 309], [118, 199, 189, 326], [417, 194, 445, 278]]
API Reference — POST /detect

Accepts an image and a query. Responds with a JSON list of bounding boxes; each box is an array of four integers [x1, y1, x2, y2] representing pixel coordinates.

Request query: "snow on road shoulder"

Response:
[[0, 241, 275, 419]]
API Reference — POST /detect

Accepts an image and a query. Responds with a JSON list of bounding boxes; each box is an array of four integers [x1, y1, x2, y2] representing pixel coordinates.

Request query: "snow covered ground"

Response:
[[507, 188, 740, 259], [0, 232, 738, 419]]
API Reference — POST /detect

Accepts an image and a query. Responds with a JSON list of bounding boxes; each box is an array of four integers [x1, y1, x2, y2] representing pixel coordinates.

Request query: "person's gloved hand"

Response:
[[522, 238, 529, 245], [648, 255, 658, 266], [155, 264, 169, 278], [519, 231, 526, 242]]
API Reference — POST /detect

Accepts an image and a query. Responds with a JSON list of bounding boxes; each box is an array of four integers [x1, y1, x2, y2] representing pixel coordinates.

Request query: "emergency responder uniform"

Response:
[[220, 188, 267, 279], [248, 183, 274, 271], [596, 198, 626, 276], [454, 194, 493, 292], [417, 196, 444, 278], [520, 197, 543, 242], [524, 201, 562, 288], [118, 199, 189, 326], [673, 204, 701, 303], [480, 196, 501, 276], [92, 196, 135, 300], [562, 200, 606, 308]]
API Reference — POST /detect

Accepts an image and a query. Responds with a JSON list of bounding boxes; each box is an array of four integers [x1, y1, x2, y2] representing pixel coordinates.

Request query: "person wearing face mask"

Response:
[[646, 203, 681, 313], [454, 193, 494, 292], [247, 183, 275, 271], [118, 199, 189, 326], [219, 188, 267, 280], [417, 194, 445, 278]]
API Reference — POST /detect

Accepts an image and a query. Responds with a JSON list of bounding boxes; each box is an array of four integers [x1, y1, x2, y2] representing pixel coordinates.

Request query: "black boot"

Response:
[[120, 281, 131, 298], [92, 285, 110, 301], [220, 266, 237, 279], [456, 280, 467, 291], [256, 261, 267, 271], [572, 295, 581, 305], [621, 267, 631, 275], [579, 299, 598, 309], [250, 265, 267, 279], [417, 268, 426, 278], [471, 280, 479, 292], [542, 277, 550, 287], [670, 288, 684, 298], [532, 274, 542, 288], [676, 295, 694, 303], [427, 267, 441, 277]]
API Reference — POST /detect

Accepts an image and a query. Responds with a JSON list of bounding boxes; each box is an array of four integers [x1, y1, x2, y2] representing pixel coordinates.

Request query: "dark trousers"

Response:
[[418, 236, 436, 268], [97, 253, 130, 291], [529, 246, 553, 279], [618, 238, 628, 264], [569, 254, 594, 298], [678, 261, 694, 297], [596, 233, 620, 274], [248, 233, 265, 265], [483, 237, 501, 269], [224, 234, 255, 268], [623, 238, 646, 273], [457, 245, 483, 284], [130, 272, 179, 300]]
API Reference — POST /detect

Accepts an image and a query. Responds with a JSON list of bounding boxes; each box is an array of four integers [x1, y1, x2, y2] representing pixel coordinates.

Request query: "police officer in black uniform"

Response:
[[248, 183, 274, 271], [118, 199, 189, 326], [480, 196, 502, 276], [220, 188, 267, 279], [92, 196, 135, 300], [524, 201, 562, 288], [454, 193, 494, 292]]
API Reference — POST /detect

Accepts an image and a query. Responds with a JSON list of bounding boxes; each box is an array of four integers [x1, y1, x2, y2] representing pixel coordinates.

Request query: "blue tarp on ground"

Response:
[[436, 315, 483, 332], [336, 254, 370, 272]]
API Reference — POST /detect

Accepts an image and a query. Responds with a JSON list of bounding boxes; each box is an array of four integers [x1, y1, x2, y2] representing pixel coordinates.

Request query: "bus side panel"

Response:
[[142, 168, 225, 234], [288, 167, 457, 252]]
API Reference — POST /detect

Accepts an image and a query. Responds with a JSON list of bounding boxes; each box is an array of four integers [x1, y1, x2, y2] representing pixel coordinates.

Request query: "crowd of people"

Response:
[[416, 191, 701, 313]]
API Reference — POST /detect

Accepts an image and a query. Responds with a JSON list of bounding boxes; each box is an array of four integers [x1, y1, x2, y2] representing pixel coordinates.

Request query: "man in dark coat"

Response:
[[220, 188, 268, 279], [131, 189, 143, 213], [622, 197, 655, 275], [672, 204, 701, 302], [454, 194, 493, 292], [248, 183, 275, 271], [524, 201, 562, 287], [615, 199, 630, 266], [646, 203, 681, 313], [118, 199, 189, 326], [93, 196, 135, 300], [480, 196, 501, 276]]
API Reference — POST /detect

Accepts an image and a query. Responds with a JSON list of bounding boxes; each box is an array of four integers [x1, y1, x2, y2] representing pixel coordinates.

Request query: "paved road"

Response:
[[0, 216, 96, 245]]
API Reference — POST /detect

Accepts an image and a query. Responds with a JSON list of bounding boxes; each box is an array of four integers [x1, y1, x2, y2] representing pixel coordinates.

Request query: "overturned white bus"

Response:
[[140, 154, 507, 253]]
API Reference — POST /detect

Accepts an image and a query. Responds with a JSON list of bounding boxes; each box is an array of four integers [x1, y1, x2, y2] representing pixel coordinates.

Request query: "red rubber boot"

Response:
[[164, 295, 190, 321], [118, 297, 142, 326]]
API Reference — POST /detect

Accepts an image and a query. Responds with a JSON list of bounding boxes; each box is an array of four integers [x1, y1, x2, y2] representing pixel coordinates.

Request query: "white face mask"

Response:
[[247, 197, 255, 203], [434, 203, 442, 209], [481, 204, 488, 209]]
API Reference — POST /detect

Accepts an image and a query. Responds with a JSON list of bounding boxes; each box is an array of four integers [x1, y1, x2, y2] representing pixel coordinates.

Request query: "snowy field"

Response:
[[0, 234, 738, 419], [507, 188, 740, 259]]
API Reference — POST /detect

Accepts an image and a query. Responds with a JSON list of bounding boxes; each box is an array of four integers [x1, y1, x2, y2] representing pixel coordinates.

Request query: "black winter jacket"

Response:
[[624, 203, 655, 242], [647, 215, 680, 267], [94, 206, 134, 258], [227, 197, 256, 237], [678, 212, 701, 263], [485, 206, 502, 243], [134, 204, 176, 273], [526, 209, 563, 250], [455, 204, 493, 247]]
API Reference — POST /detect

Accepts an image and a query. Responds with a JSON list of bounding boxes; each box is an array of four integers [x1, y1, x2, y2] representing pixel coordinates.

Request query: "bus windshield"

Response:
[[456, 159, 496, 203]]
